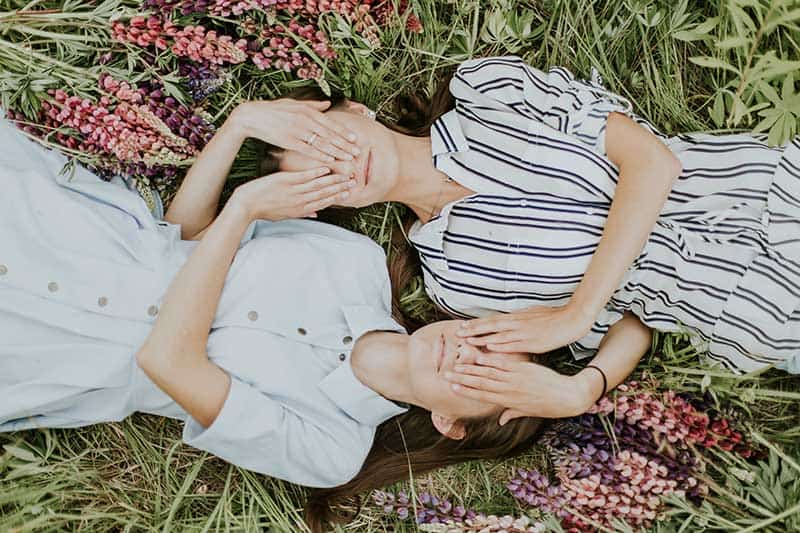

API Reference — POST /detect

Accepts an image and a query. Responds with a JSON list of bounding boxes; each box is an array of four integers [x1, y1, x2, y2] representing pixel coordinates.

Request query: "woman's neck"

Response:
[[385, 134, 471, 223], [350, 330, 419, 407]]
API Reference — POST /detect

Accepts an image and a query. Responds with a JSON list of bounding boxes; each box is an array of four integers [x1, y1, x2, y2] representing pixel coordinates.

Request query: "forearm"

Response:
[[569, 113, 681, 323], [137, 199, 252, 426], [571, 312, 652, 412], [165, 109, 247, 239]]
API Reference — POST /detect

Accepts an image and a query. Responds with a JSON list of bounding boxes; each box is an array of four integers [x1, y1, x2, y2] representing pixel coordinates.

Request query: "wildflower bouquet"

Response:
[[1, 0, 421, 196], [371, 381, 758, 532]]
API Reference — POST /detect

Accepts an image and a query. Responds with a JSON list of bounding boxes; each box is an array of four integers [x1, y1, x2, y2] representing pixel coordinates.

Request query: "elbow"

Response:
[[654, 143, 681, 181], [666, 151, 682, 180]]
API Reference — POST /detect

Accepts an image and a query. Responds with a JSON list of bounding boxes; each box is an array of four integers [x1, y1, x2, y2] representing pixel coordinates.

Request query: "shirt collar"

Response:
[[318, 358, 408, 427], [430, 109, 470, 158], [317, 306, 409, 427]]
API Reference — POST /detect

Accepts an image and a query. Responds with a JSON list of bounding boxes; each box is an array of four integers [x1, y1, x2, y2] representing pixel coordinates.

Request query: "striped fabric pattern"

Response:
[[409, 55, 800, 373]]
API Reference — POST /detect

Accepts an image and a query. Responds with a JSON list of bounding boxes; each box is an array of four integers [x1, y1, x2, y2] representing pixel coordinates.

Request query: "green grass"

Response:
[[2, 0, 800, 531]]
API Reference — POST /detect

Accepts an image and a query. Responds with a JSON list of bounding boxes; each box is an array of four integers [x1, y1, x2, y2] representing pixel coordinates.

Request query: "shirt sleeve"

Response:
[[182, 375, 371, 488], [449, 55, 660, 158]]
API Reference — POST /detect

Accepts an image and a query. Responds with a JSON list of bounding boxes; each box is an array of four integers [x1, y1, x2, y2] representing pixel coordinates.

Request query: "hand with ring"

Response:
[[231, 99, 360, 163]]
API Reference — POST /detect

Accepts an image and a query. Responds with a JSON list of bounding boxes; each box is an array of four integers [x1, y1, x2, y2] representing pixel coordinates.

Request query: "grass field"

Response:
[[2, 0, 800, 531]]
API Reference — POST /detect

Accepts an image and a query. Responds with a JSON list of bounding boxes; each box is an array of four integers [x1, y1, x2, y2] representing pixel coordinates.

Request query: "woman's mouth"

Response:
[[363, 148, 372, 186], [436, 334, 445, 373]]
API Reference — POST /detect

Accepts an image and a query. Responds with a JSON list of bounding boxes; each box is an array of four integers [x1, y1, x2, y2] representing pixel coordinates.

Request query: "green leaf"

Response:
[[689, 56, 740, 75], [764, 8, 800, 34], [2, 445, 38, 463], [672, 30, 707, 42], [694, 16, 721, 34], [715, 36, 750, 49], [711, 91, 726, 127], [782, 72, 795, 101]]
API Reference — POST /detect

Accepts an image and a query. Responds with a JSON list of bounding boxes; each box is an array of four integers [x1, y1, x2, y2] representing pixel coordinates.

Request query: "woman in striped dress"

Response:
[[259, 55, 800, 421]]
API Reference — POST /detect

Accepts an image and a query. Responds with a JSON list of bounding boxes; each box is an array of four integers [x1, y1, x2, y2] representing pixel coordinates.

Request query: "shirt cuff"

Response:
[[182, 375, 254, 446]]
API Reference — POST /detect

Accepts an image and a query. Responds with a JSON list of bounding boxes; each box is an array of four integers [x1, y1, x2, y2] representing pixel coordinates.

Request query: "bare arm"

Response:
[[460, 113, 681, 354], [136, 166, 350, 427], [568, 112, 682, 323], [446, 312, 652, 420], [137, 200, 250, 426], [570, 312, 653, 413], [166, 100, 359, 240], [165, 117, 247, 239]]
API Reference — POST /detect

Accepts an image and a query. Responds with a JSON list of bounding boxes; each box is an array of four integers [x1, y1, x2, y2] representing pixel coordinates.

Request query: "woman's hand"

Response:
[[456, 304, 594, 354], [444, 346, 597, 422], [230, 167, 355, 222], [231, 99, 359, 162]]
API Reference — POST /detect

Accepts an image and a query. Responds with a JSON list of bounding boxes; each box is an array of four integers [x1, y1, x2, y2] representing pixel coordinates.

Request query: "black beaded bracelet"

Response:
[[584, 364, 608, 404]]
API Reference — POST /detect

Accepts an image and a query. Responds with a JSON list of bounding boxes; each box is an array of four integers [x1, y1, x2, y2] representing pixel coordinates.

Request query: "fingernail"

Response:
[[319, 167, 329, 173], [352, 147, 360, 155], [343, 153, 353, 160], [444, 371, 453, 380], [348, 133, 357, 142], [454, 365, 465, 372], [326, 156, 335, 162], [347, 180, 357, 188], [451, 384, 461, 391], [341, 191, 350, 198]]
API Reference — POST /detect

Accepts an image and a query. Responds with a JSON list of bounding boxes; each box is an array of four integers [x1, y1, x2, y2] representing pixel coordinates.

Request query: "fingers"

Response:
[[287, 138, 336, 163], [301, 177, 354, 203], [300, 183, 352, 216], [457, 316, 514, 338], [310, 111, 358, 145], [305, 100, 332, 111], [282, 167, 331, 184], [305, 132, 356, 161], [474, 353, 519, 371], [499, 408, 527, 426], [450, 363, 508, 383], [296, 172, 352, 193], [448, 383, 503, 404], [486, 340, 536, 353], [466, 330, 522, 347]]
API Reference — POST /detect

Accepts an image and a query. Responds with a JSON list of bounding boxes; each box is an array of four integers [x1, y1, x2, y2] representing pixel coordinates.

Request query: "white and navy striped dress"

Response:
[[409, 55, 800, 373]]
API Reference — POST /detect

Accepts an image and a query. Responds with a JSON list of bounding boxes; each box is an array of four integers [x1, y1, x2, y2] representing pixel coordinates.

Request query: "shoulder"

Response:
[[454, 55, 575, 89]]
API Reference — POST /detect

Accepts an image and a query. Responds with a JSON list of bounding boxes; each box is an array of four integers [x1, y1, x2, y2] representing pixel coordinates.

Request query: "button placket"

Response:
[[147, 305, 159, 317], [0, 265, 7, 276], [248, 310, 259, 321]]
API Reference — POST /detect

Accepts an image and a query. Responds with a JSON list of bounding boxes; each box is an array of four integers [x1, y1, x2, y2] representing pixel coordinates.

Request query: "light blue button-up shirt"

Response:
[[0, 114, 408, 488]]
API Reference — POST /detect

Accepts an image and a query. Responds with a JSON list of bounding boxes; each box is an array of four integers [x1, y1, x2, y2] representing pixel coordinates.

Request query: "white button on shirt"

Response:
[[0, 115, 408, 488]]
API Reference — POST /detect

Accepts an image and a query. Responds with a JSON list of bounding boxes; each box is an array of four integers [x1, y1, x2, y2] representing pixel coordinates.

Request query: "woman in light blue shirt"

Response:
[[0, 101, 544, 532]]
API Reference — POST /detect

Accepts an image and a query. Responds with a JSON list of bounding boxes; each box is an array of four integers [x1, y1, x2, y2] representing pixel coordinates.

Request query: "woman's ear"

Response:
[[431, 412, 466, 440]]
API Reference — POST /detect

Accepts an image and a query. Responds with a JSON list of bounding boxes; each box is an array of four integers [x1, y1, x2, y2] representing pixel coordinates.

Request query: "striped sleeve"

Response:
[[449, 55, 639, 158]]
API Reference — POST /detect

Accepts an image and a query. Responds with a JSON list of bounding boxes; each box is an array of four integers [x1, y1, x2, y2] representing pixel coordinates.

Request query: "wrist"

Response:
[[221, 193, 255, 225], [571, 369, 605, 414], [227, 103, 253, 139], [565, 296, 598, 332]]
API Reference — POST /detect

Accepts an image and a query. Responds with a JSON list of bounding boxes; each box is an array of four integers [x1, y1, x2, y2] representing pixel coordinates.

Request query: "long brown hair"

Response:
[[257, 79, 546, 532], [305, 408, 545, 532]]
